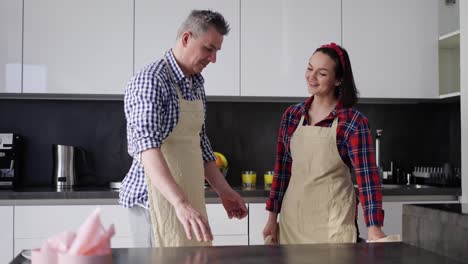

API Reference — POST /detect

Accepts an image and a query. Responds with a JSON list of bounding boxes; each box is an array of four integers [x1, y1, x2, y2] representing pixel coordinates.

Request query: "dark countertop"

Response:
[[10, 242, 463, 264], [0, 186, 266, 199], [0, 186, 270, 204], [0, 184, 460, 199]]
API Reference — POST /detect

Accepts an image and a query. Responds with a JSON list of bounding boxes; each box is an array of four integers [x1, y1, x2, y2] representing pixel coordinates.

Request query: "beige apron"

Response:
[[279, 116, 357, 244], [144, 58, 211, 247]]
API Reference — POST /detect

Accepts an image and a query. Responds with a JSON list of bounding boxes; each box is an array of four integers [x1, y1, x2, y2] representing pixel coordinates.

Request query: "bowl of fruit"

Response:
[[214, 151, 228, 178]]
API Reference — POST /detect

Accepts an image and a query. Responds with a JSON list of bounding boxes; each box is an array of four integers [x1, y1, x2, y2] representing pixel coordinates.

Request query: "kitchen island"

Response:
[[403, 203, 468, 263], [10, 242, 463, 264]]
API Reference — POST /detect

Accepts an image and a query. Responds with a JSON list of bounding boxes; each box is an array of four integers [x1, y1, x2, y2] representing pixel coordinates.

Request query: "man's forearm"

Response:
[[141, 148, 187, 206], [204, 161, 231, 196]]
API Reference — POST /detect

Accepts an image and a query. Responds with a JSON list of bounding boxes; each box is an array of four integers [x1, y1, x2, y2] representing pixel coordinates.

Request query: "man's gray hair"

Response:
[[177, 10, 230, 39]]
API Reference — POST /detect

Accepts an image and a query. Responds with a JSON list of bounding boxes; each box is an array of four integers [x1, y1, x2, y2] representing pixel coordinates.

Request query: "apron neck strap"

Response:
[[163, 56, 183, 99], [331, 117, 339, 128], [298, 115, 306, 126]]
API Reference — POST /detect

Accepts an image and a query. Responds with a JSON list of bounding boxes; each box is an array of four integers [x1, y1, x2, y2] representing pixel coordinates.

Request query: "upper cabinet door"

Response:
[[22, 0, 133, 94], [135, 0, 240, 96], [0, 0, 22, 93], [241, 0, 341, 97], [342, 0, 439, 99]]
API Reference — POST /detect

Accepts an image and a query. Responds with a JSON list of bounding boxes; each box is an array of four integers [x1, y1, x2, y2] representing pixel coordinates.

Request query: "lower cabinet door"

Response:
[[13, 204, 135, 255], [212, 235, 249, 246], [0, 206, 13, 263], [248, 203, 270, 245], [206, 204, 248, 236], [14, 238, 44, 256], [206, 204, 249, 245]]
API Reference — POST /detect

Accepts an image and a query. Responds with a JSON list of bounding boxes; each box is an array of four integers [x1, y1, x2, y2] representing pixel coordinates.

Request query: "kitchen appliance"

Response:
[[0, 133, 22, 188], [53, 144, 92, 190], [109, 181, 121, 190]]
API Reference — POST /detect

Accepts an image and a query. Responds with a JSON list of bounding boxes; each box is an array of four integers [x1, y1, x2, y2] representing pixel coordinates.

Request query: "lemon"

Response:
[[214, 152, 228, 168]]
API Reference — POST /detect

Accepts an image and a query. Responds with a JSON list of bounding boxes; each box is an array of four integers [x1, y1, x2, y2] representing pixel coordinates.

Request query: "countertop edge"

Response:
[[0, 186, 461, 206], [0, 195, 460, 206]]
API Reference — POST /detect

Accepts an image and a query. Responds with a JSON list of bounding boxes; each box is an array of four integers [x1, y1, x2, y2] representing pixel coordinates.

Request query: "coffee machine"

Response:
[[0, 133, 22, 188]]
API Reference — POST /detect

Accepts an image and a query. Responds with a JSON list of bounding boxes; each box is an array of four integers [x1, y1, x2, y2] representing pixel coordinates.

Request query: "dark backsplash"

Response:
[[0, 98, 460, 188]]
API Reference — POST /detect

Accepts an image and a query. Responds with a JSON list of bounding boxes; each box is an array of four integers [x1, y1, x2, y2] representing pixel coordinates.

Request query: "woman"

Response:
[[263, 42, 386, 244]]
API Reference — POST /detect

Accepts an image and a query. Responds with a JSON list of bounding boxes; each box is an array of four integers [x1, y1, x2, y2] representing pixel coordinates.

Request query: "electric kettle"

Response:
[[52, 144, 92, 189]]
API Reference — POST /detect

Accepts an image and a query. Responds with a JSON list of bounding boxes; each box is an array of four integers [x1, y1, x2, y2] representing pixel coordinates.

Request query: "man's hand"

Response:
[[204, 161, 248, 219], [220, 189, 248, 219], [174, 200, 213, 242], [367, 226, 386, 241], [142, 149, 212, 242]]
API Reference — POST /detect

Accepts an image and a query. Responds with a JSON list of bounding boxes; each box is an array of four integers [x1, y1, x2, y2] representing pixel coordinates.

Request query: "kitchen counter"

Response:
[[0, 184, 460, 205], [10, 242, 463, 264], [402, 203, 468, 262]]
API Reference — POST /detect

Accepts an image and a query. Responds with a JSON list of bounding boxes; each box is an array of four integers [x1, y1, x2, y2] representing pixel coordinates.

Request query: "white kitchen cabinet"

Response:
[[439, 0, 459, 37], [0, 206, 13, 263], [134, 0, 240, 96], [11, 203, 248, 254], [22, 0, 133, 94], [357, 200, 459, 239], [342, 0, 439, 99], [14, 205, 134, 254], [206, 203, 248, 245], [241, 0, 341, 97], [248, 203, 269, 245], [0, 0, 22, 93]]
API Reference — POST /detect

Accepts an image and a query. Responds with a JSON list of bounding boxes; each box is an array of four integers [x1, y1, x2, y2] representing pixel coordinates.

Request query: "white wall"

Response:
[[461, 0, 468, 203]]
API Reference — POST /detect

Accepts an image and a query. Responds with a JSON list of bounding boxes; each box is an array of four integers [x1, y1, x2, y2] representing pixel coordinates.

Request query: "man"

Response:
[[120, 10, 247, 248]]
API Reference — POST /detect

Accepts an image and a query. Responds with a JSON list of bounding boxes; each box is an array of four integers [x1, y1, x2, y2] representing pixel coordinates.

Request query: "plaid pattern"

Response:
[[266, 96, 384, 227], [120, 49, 216, 209]]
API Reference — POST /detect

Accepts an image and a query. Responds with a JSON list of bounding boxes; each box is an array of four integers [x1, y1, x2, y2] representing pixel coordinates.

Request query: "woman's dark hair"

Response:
[[314, 44, 359, 108]]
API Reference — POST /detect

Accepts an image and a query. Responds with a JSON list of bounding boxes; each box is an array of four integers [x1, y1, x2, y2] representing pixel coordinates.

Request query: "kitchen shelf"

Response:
[[439, 30, 460, 49], [439, 91, 460, 99], [439, 30, 460, 97]]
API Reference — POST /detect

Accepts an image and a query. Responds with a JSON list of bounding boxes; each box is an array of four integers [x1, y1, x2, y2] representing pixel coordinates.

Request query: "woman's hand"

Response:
[[263, 212, 279, 244], [367, 226, 386, 241]]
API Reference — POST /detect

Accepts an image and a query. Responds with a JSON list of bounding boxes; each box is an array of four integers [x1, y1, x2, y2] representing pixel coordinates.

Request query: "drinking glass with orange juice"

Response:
[[242, 171, 257, 189], [264, 171, 274, 190]]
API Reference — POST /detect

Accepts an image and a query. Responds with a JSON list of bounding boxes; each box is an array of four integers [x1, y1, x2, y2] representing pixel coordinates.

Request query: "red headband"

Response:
[[320, 42, 345, 71]]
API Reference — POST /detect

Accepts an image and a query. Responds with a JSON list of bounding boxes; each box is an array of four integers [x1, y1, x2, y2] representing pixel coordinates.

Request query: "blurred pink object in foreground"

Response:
[[32, 207, 115, 264], [69, 207, 115, 256]]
